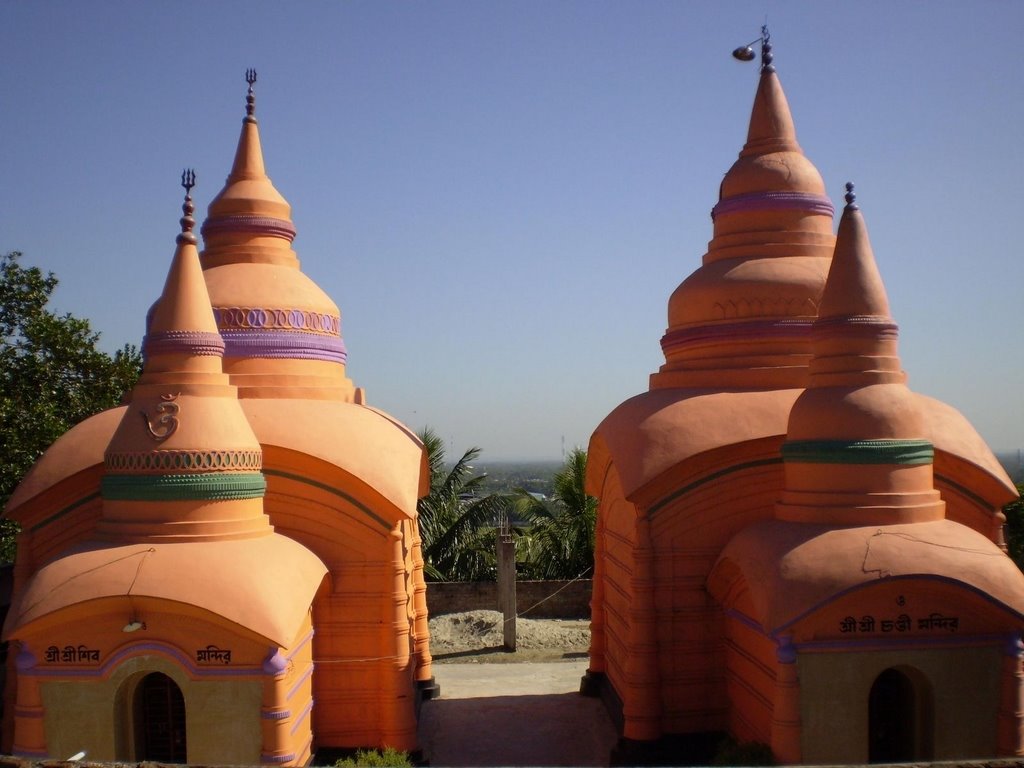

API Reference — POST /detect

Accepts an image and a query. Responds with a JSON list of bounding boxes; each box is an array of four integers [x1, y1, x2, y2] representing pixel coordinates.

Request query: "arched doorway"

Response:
[[133, 672, 187, 762], [868, 667, 932, 763]]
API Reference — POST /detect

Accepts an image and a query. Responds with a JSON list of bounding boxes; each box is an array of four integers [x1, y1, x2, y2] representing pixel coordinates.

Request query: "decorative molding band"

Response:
[[214, 306, 341, 336], [221, 330, 348, 364], [105, 449, 263, 473], [812, 315, 899, 340], [201, 214, 297, 242], [781, 439, 934, 466], [142, 330, 225, 361], [101, 472, 267, 501], [260, 752, 297, 764], [711, 190, 835, 221], [661, 318, 812, 354]]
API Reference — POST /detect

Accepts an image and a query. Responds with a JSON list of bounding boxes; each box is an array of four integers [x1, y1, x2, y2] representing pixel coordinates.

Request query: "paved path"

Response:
[[418, 661, 617, 766]]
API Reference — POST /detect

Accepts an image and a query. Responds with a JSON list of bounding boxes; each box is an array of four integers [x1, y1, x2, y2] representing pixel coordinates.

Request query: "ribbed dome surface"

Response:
[[654, 48, 835, 390], [102, 183, 271, 542], [199, 75, 355, 400], [778, 187, 943, 526]]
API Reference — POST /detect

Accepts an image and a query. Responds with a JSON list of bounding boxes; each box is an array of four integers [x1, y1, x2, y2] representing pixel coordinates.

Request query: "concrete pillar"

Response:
[[497, 523, 516, 651]]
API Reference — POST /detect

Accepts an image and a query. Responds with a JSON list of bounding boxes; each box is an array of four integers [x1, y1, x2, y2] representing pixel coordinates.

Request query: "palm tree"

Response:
[[514, 448, 597, 580], [416, 427, 508, 581]]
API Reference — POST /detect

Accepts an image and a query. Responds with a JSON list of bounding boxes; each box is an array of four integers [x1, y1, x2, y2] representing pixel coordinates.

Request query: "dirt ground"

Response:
[[428, 609, 591, 664]]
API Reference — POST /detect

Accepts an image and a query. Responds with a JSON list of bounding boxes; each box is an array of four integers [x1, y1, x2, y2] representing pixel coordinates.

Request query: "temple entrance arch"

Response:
[[132, 672, 187, 763], [868, 666, 933, 763]]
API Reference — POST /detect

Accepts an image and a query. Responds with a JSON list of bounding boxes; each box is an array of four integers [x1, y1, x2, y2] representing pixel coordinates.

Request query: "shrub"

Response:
[[711, 736, 775, 766], [334, 747, 412, 767]]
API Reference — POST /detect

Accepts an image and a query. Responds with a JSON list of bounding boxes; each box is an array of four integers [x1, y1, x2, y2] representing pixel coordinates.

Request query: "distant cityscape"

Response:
[[997, 451, 1024, 484], [476, 452, 1024, 499]]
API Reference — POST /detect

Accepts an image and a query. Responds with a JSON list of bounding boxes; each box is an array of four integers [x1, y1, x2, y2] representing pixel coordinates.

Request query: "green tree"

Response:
[[1, 252, 142, 553], [416, 427, 507, 581], [1003, 482, 1024, 570], [514, 448, 597, 579]]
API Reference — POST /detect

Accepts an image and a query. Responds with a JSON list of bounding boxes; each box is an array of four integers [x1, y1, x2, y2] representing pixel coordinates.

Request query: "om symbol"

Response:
[[141, 393, 180, 442], [896, 595, 906, 607]]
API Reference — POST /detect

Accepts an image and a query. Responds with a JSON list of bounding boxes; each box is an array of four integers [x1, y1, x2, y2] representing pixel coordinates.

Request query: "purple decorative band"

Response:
[[711, 191, 835, 221], [812, 315, 898, 340], [261, 752, 297, 764], [221, 330, 348, 363], [201, 214, 297, 242], [263, 649, 288, 676], [661, 319, 813, 354], [143, 331, 225, 361], [214, 306, 341, 336]]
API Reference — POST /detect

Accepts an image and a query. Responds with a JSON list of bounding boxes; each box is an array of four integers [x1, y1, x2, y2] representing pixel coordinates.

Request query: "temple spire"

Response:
[[144, 171, 224, 371], [818, 183, 891, 320], [741, 31, 798, 158]]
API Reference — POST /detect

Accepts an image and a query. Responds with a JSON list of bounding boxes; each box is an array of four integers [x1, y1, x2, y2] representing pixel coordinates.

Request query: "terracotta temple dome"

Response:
[[658, 35, 835, 390], [1, 73, 433, 765], [200, 71, 355, 401], [585, 30, 1024, 766]]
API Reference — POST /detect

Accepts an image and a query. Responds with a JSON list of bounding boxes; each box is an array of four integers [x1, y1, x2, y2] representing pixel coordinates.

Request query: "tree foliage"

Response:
[[1003, 482, 1024, 570], [515, 448, 597, 580], [416, 427, 507, 581], [0, 252, 142, 524]]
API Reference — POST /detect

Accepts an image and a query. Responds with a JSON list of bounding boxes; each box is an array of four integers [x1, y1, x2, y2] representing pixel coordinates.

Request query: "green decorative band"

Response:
[[101, 473, 267, 501], [781, 439, 934, 465]]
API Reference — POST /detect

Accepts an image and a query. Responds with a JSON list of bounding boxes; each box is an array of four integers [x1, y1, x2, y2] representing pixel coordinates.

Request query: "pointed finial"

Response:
[[844, 182, 859, 211], [760, 25, 774, 74], [245, 68, 257, 122], [178, 169, 197, 245]]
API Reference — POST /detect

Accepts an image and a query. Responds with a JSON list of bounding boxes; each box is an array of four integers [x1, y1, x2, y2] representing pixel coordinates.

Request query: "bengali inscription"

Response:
[[839, 612, 959, 635], [44, 645, 101, 664], [196, 645, 232, 665]]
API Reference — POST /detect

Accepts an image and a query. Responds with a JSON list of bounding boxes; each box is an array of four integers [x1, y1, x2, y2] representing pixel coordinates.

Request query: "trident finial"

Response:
[[245, 68, 257, 120], [178, 169, 197, 245], [844, 182, 859, 211]]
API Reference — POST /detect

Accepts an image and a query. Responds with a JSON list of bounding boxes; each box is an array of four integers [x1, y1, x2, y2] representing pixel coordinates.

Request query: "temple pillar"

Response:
[[770, 637, 801, 764], [409, 518, 437, 698], [11, 645, 46, 758], [3, 534, 34, 753], [379, 528, 416, 752], [997, 634, 1024, 756], [581, 509, 607, 696], [622, 515, 661, 741], [260, 649, 294, 765]]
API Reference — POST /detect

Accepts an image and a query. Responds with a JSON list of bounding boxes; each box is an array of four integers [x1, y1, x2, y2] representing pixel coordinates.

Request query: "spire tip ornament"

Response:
[[178, 168, 197, 245], [844, 182, 859, 211], [731, 25, 775, 73], [245, 68, 257, 121]]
